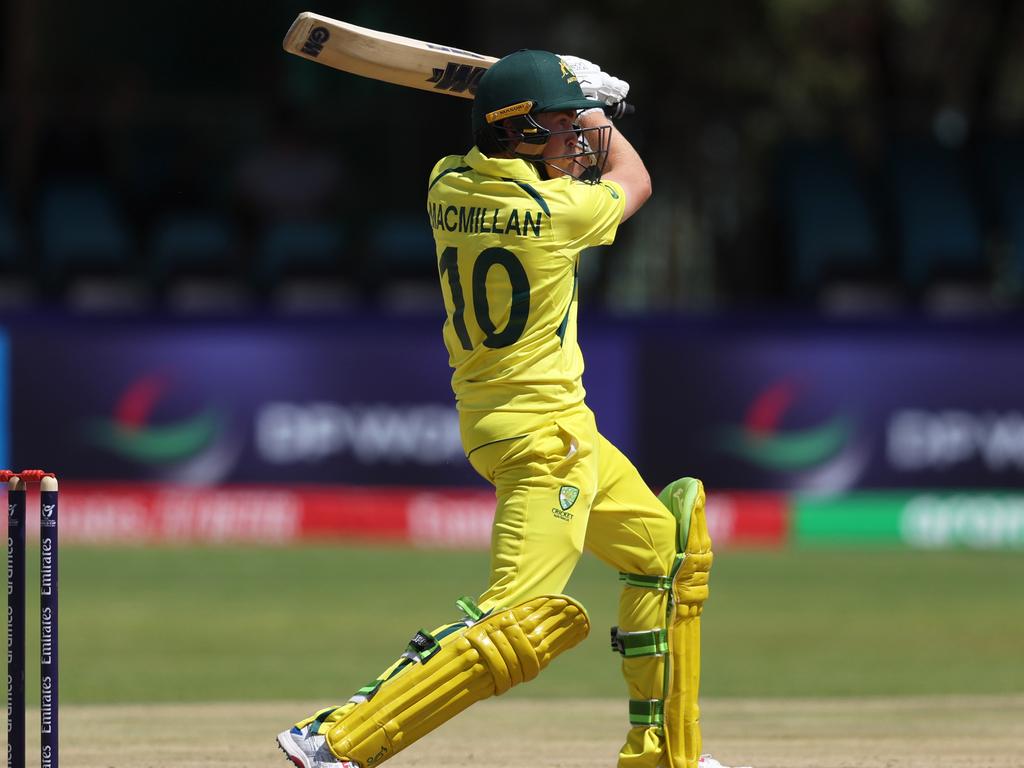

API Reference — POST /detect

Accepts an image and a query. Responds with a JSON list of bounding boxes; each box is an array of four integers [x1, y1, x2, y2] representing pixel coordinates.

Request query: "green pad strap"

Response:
[[619, 554, 686, 595], [353, 678, 385, 702], [456, 595, 485, 622], [349, 599, 487, 704], [628, 698, 665, 727], [308, 705, 342, 735], [618, 572, 673, 591], [610, 626, 668, 657], [669, 553, 685, 581]]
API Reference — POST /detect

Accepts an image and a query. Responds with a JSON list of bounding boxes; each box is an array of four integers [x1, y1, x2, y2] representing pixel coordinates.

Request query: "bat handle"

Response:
[[604, 101, 635, 119]]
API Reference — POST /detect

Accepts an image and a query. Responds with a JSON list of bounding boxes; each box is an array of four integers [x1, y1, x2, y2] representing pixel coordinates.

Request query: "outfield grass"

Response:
[[14, 545, 1024, 704]]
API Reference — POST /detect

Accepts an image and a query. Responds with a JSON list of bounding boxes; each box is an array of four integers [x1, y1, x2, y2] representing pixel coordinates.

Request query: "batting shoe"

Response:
[[699, 755, 753, 768], [277, 725, 358, 768]]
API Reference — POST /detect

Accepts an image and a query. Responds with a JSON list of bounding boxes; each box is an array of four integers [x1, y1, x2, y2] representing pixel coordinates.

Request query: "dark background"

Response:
[[3, 0, 1023, 315]]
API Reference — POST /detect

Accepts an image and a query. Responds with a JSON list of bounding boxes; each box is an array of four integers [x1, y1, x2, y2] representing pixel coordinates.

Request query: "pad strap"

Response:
[[455, 595, 485, 621], [350, 596, 488, 703], [619, 554, 685, 592], [618, 572, 672, 590], [629, 698, 665, 727], [610, 626, 668, 657]]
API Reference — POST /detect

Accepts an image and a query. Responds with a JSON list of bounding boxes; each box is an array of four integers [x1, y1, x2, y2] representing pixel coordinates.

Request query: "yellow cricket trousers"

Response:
[[468, 402, 685, 768]]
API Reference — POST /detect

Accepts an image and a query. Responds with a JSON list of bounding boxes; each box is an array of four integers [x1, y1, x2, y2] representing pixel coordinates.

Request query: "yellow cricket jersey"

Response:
[[427, 146, 626, 452]]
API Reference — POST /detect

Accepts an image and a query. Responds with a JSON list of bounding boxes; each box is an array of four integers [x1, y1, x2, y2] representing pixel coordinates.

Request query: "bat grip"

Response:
[[604, 101, 635, 119]]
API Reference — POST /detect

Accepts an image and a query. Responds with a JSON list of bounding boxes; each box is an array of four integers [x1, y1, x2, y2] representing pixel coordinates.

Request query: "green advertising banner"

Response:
[[796, 492, 1024, 549]]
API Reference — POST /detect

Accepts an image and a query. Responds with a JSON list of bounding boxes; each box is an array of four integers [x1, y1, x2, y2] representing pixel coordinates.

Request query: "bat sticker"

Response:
[[301, 26, 330, 57], [428, 62, 487, 94]]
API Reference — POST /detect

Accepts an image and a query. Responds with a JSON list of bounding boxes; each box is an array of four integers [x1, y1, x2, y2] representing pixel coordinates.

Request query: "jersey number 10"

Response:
[[439, 246, 530, 350]]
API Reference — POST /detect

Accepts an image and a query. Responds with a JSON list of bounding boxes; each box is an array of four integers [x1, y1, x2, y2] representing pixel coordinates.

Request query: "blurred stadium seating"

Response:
[[37, 179, 146, 311], [149, 212, 247, 313], [0, 186, 34, 310], [0, 2, 1021, 317], [365, 212, 438, 311], [256, 220, 356, 312], [887, 138, 991, 311], [778, 140, 895, 312], [983, 138, 1024, 295], [0, 188, 20, 262], [5, 134, 1023, 316]]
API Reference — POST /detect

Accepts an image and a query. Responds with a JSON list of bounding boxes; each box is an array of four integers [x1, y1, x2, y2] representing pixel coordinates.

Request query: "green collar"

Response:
[[466, 146, 543, 182]]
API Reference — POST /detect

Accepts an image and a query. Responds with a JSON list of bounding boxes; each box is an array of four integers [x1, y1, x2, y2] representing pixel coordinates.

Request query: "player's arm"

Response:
[[579, 109, 651, 221]]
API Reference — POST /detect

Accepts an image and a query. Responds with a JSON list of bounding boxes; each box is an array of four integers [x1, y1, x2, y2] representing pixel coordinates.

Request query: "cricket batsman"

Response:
[[278, 49, 751, 768]]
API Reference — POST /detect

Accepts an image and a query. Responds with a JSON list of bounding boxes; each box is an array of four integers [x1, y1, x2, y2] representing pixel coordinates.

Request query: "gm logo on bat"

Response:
[[301, 26, 330, 57], [427, 62, 487, 94]]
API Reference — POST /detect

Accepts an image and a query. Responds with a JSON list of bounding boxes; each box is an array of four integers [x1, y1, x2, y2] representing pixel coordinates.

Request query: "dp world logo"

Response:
[[717, 377, 869, 491], [87, 372, 241, 484]]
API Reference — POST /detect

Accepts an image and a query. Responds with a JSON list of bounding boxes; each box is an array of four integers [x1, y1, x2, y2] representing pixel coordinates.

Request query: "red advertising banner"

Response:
[[22, 483, 787, 548], [705, 491, 789, 548]]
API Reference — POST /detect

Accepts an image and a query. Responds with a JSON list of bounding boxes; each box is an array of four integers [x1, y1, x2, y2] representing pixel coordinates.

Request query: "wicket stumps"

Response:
[[4, 469, 59, 768]]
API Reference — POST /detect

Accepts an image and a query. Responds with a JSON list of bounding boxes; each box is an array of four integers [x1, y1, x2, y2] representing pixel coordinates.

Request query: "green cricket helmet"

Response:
[[472, 49, 611, 182]]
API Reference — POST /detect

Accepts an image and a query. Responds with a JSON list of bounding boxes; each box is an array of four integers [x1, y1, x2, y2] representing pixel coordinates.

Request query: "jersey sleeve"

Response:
[[557, 179, 627, 249]]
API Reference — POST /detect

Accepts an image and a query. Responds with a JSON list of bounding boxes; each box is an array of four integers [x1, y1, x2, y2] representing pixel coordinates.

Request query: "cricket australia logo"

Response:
[[552, 485, 580, 521], [558, 59, 578, 84], [559, 486, 580, 511]]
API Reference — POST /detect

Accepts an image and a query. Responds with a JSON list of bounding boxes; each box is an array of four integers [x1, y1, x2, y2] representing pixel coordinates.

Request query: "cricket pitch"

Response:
[[6, 694, 1022, 767]]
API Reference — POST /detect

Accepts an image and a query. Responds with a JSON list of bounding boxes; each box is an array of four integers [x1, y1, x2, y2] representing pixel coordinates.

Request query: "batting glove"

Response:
[[559, 54, 630, 108]]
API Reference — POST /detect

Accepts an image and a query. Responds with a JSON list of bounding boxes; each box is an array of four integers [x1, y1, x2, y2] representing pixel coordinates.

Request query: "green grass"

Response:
[[12, 546, 1024, 704]]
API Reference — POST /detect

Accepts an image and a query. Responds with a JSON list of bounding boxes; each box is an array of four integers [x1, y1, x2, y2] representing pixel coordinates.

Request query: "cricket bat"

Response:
[[282, 13, 496, 99]]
